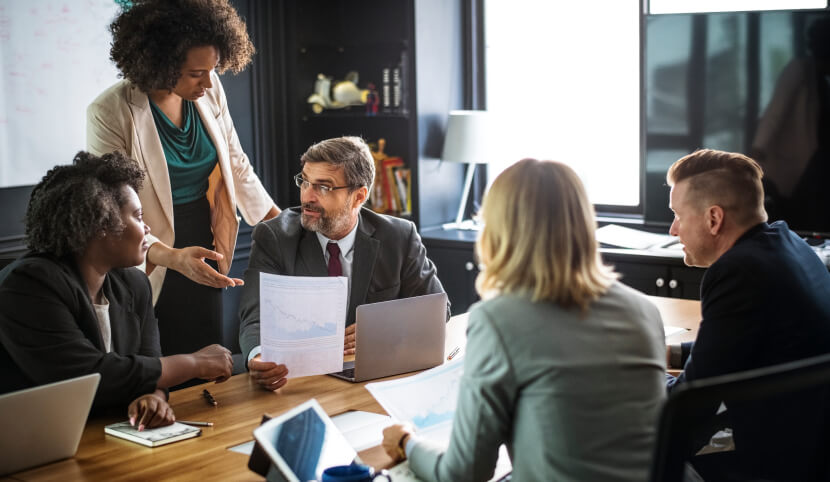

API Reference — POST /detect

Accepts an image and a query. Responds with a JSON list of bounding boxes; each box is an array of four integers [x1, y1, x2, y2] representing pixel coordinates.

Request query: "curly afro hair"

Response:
[[25, 151, 146, 257], [109, 0, 255, 92]]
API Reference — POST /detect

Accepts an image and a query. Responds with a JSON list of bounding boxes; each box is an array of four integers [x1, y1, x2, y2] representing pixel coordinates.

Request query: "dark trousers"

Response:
[[154, 197, 224, 359]]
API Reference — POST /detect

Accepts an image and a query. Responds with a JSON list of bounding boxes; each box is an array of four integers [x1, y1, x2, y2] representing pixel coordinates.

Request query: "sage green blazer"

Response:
[[409, 282, 666, 482]]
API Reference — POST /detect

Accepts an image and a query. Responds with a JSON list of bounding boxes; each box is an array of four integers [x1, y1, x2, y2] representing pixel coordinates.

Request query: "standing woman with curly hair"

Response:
[[87, 0, 280, 359], [0, 151, 233, 429]]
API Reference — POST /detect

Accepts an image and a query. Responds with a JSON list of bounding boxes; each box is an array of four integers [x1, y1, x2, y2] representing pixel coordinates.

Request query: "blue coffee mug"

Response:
[[321, 463, 391, 482]]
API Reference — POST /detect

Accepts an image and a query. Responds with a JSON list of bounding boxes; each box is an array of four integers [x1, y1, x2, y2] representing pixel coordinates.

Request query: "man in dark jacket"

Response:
[[665, 148, 830, 481]]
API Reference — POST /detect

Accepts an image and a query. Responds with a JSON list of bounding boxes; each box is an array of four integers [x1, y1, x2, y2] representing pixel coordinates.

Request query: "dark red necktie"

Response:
[[327, 242, 342, 276]]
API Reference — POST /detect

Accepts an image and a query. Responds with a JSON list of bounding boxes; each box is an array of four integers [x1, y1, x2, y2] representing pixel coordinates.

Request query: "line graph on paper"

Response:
[[365, 358, 464, 443], [259, 273, 348, 342], [262, 296, 339, 339]]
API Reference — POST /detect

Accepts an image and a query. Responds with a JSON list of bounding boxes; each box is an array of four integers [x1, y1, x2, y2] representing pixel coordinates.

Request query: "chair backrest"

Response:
[[0, 255, 19, 271], [650, 352, 830, 482]]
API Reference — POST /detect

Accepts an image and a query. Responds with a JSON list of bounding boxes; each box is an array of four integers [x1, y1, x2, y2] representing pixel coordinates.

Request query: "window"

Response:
[[484, 0, 641, 207], [649, 0, 826, 15]]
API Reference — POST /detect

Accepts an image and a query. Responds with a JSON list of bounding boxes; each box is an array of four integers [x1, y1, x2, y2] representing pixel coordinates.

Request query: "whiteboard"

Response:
[[0, 0, 121, 187]]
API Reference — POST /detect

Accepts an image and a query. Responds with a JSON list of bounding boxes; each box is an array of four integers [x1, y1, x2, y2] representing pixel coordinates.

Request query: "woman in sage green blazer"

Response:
[[382, 159, 666, 482]]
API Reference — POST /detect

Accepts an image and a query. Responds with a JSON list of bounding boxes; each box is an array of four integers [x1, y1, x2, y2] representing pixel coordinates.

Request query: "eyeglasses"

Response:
[[294, 173, 358, 197]]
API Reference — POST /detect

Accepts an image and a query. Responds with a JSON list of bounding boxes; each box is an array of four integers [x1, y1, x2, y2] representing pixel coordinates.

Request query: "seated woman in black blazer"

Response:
[[0, 151, 233, 430]]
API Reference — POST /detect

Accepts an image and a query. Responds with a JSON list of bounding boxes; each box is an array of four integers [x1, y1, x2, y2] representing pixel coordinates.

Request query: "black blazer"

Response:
[[238, 207, 448, 361], [669, 221, 830, 480], [0, 253, 162, 409]]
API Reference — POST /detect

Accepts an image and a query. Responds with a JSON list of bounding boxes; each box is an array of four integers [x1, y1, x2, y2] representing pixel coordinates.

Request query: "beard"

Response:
[[300, 201, 354, 238]]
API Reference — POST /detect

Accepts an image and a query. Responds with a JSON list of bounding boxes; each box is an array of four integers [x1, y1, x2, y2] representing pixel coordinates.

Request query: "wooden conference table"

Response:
[[5, 296, 700, 481]]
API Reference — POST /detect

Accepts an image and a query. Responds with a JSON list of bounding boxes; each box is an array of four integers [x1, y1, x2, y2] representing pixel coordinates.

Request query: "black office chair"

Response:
[[0, 254, 20, 271], [650, 352, 830, 482]]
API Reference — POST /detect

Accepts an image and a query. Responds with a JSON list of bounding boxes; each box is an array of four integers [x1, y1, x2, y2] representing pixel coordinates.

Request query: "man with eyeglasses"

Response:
[[238, 136, 448, 390]]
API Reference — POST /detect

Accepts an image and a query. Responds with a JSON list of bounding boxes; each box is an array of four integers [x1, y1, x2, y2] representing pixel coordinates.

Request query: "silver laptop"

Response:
[[0, 373, 100, 475], [330, 292, 447, 382]]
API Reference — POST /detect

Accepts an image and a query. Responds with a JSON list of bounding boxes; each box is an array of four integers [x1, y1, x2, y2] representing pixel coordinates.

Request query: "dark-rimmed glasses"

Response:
[[293, 173, 358, 197]]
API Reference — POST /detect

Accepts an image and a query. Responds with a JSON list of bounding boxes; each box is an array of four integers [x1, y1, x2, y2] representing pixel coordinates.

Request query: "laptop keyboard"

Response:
[[335, 367, 355, 379]]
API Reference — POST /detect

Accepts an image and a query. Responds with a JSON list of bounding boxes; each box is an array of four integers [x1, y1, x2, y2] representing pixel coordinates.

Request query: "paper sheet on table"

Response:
[[597, 224, 678, 250], [331, 411, 394, 451], [259, 273, 347, 378], [664, 325, 688, 338], [366, 358, 465, 444]]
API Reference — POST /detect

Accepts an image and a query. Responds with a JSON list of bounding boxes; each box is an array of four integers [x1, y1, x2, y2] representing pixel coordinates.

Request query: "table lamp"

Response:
[[441, 110, 491, 230]]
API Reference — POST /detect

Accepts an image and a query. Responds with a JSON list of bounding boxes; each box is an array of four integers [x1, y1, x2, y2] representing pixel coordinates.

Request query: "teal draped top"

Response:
[[149, 99, 218, 205]]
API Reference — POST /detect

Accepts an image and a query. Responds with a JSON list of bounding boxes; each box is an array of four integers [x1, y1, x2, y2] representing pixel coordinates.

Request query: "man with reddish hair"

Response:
[[665, 148, 830, 481]]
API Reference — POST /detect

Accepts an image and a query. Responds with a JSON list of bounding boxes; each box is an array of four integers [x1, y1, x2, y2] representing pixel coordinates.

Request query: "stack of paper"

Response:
[[596, 224, 678, 250], [331, 411, 394, 451]]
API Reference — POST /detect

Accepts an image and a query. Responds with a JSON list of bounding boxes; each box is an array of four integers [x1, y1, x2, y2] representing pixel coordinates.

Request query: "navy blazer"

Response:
[[238, 207, 447, 361], [669, 221, 830, 480], [0, 253, 162, 409]]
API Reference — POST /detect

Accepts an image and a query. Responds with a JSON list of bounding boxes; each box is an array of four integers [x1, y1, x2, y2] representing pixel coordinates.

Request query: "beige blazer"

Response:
[[86, 73, 274, 303]]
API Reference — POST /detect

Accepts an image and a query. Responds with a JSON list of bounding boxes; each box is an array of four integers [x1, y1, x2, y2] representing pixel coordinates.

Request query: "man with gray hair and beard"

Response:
[[238, 136, 447, 390]]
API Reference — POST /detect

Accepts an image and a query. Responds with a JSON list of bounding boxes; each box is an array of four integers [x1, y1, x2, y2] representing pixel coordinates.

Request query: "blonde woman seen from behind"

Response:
[[382, 159, 667, 481]]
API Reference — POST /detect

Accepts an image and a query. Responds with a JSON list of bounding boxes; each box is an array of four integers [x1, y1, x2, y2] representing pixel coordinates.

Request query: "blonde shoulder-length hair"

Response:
[[475, 158, 617, 311]]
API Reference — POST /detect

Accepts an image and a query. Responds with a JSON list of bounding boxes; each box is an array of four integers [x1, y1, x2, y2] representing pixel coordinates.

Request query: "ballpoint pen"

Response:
[[178, 421, 214, 427], [447, 346, 460, 360], [203, 389, 217, 406]]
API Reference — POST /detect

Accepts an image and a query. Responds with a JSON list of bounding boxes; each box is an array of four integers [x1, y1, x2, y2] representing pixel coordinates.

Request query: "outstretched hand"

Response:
[[172, 246, 244, 288]]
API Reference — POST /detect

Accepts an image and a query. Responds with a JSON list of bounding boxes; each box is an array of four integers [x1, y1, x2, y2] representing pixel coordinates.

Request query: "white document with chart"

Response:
[[366, 359, 513, 480], [259, 273, 347, 378], [365, 358, 464, 443]]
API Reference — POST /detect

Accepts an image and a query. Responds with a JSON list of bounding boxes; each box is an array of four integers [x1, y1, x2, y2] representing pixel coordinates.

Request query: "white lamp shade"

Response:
[[441, 110, 492, 165]]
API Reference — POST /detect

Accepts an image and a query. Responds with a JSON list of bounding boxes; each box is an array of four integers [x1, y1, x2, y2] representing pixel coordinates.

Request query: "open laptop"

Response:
[[330, 292, 447, 382], [0, 373, 100, 475]]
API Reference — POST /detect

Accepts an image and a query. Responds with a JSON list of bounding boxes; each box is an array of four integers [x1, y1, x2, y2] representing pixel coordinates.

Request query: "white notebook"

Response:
[[104, 421, 200, 447]]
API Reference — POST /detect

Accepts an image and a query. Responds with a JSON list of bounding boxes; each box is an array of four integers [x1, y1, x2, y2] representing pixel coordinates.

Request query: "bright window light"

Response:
[[649, 0, 826, 15], [485, 0, 641, 207]]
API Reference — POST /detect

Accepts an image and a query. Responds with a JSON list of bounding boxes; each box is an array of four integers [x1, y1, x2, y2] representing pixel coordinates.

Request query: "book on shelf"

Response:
[[392, 66, 401, 111], [392, 50, 407, 115], [381, 67, 391, 112], [382, 157, 405, 213], [104, 421, 201, 447], [394, 168, 411, 215], [368, 139, 411, 216]]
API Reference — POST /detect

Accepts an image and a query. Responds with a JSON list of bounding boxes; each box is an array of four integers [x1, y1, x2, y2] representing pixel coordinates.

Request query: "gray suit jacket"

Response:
[[238, 207, 447, 361], [409, 282, 666, 482]]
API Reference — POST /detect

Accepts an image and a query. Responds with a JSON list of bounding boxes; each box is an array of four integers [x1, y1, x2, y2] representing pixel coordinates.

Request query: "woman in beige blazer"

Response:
[[87, 0, 279, 359]]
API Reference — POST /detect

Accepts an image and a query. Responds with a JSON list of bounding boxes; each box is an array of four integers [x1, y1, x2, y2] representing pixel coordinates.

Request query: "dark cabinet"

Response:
[[422, 228, 480, 315], [427, 244, 480, 315], [601, 250, 704, 300], [423, 229, 706, 314]]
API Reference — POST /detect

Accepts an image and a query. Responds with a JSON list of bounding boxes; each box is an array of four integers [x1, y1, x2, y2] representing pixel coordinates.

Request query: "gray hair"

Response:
[[300, 136, 375, 193]]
